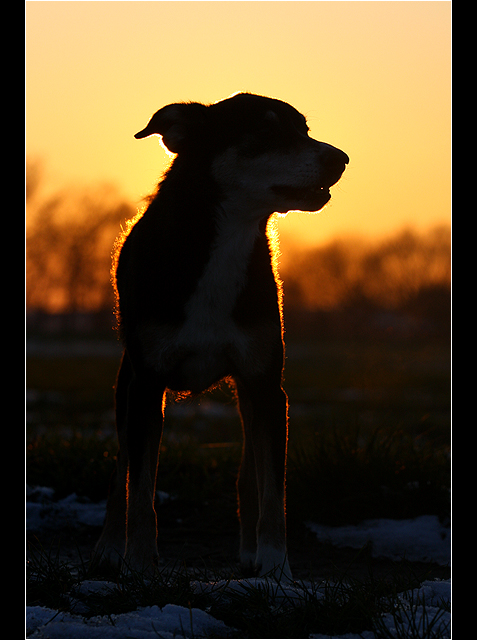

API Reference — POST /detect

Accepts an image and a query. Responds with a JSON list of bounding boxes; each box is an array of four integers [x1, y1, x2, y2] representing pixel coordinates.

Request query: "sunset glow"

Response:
[[26, 1, 451, 252]]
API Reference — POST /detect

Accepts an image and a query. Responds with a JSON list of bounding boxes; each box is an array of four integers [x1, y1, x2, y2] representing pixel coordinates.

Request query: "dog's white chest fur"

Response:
[[181, 208, 260, 342], [141, 208, 263, 385]]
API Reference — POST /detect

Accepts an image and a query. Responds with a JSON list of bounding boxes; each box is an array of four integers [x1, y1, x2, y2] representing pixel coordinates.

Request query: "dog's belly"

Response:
[[138, 321, 253, 392], [166, 348, 230, 393]]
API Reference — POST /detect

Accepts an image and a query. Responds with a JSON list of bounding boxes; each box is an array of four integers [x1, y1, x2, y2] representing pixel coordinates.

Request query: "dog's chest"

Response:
[[179, 212, 261, 345], [141, 212, 267, 374], [138, 208, 281, 390]]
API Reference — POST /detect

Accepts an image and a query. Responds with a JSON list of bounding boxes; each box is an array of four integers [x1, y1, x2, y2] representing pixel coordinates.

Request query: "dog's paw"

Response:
[[122, 547, 160, 577], [256, 545, 292, 582], [90, 542, 124, 576]]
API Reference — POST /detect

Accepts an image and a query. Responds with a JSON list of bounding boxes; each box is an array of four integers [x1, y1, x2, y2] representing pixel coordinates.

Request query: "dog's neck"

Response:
[[182, 202, 267, 327]]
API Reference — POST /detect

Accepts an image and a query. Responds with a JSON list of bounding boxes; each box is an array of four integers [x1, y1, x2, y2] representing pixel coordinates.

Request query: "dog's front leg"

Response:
[[236, 376, 292, 581], [123, 366, 165, 574]]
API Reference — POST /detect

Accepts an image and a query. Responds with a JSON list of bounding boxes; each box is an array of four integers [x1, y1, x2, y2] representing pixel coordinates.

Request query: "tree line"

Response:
[[26, 160, 134, 314], [26, 161, 450, 339]]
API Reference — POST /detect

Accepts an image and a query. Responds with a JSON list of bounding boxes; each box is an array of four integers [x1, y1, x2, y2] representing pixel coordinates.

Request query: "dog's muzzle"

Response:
[[272, 146, 348, 209]]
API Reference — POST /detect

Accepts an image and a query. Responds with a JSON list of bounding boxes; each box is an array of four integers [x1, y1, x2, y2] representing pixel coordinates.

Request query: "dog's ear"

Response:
[[134, 103, 207, 153]]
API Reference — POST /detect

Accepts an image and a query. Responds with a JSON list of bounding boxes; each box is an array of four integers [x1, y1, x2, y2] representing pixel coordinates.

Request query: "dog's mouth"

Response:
[[272, 153, 348, 211], [309, 185, 331, 197], [305, 184, 332, 207], [272, 183, 332, 209]]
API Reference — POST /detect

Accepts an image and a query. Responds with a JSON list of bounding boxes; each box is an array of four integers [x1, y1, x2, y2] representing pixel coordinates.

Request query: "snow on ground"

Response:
[[26, 487, 451, 638], [26, 578, 451, 639], [27, 600, 234, 639], [307, 516, 450, 565]]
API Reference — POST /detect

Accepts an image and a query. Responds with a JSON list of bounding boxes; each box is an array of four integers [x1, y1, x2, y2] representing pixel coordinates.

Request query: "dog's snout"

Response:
[[337, 149, 349, 166], [320, 142, 349, 167], [316, 143, 348, 187]]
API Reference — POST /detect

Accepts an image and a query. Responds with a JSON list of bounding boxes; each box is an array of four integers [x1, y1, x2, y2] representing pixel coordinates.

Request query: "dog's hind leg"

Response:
[[94, 351, 133, 570], [122, 362, 166, 574], [236, 373, 292, 581], [237, 395, 260, 575]]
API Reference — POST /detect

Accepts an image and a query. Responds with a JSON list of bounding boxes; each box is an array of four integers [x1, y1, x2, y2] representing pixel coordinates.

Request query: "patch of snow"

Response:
[[26, 490, 107, 531], [310, 578, 451, 638], [26, 486, 170, 532], [26, 579, 451, 639], [26, 603, 235, 638], [307, 515, 451, 565], [26, 489, 451, 638]]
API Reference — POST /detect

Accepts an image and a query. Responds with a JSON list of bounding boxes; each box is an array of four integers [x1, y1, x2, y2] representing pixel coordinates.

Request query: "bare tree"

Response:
[[26, 174, 134, 314], [282, 226, 451, 312]]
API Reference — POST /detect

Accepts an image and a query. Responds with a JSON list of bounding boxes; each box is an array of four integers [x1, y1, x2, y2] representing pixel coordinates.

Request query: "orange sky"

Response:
[[26, 1, 451, 252]]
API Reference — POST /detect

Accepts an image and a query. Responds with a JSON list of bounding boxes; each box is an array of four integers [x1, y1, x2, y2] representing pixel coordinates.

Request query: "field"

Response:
[[26, 334, 451, 637]]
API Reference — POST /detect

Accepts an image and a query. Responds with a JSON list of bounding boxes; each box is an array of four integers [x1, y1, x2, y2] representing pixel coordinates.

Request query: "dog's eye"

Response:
[[264, 110, 280, 124]]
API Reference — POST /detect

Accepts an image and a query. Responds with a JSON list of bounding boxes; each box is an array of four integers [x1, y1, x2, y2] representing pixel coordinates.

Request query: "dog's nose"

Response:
[[330, 146, 349, 166], [319, 142, 349, 167], [318, 143, 349, 187]]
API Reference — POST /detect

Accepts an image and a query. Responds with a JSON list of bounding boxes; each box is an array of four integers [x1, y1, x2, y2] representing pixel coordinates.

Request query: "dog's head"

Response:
[[135, 93, 348, 215]]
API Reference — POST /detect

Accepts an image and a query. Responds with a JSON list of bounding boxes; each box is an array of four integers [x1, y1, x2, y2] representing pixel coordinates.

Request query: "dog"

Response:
[[94, 93, 348, 580]]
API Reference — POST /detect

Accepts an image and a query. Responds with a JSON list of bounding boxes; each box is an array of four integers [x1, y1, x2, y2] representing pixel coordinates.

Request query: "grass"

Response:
[[26, 407, 450, 637], [26, 543, 450, 638], [288, 423, 450, 526], [26, 336, 451, 637], [26, 421, 450, 525]]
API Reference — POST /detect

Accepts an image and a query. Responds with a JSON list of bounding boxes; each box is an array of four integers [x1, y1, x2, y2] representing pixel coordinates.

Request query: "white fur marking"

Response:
[[178, 207, 260, 351], [140, 206, 263, 379], [256, 543, 292, 581]]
